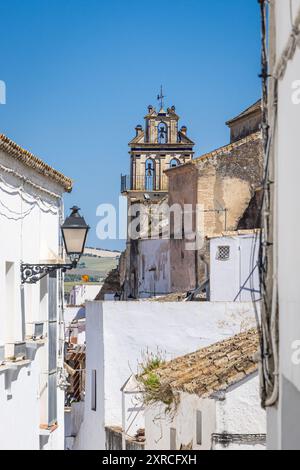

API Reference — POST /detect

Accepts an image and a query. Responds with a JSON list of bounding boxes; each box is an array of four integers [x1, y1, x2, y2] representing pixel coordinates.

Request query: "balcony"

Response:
[[121, 174, 168, 193]]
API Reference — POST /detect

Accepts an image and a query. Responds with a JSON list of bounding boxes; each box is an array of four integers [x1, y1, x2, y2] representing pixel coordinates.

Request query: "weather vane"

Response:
[[157, 85, 166, 109]]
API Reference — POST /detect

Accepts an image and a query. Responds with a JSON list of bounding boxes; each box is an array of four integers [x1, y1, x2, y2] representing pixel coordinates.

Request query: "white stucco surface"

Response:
[[267, 0, 300, 450], [215, 374, 266, 449], [145, 374, 265, 451], [73, 300, 258, 450], [68, 284, 101, 306], [0, 147, 65, 449], [0, 349, 65, 450], [145, 394, 215, 451], [210, 234, 260, 302]]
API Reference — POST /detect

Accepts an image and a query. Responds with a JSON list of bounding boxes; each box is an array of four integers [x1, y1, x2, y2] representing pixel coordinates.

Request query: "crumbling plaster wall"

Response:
[[138, 239, 170, 297], [168, 165, 198, 292]]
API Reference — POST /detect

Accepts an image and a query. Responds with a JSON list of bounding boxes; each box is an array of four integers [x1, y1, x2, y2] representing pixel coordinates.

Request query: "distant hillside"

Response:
[[64, 254, 118, 296], [84, 247, 121, 258]]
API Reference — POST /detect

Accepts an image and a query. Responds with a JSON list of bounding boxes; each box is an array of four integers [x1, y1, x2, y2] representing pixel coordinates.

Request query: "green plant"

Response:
[[137, 348, 178, 412]]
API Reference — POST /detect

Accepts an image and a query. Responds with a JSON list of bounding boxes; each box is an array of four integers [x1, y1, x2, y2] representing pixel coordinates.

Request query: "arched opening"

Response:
[[170, 158, 180, 168], [158, 122, 168, 144], [145, 159, 155, 191]]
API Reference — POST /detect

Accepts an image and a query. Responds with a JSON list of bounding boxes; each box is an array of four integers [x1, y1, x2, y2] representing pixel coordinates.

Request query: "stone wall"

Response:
[[167, 133, 263, 291]]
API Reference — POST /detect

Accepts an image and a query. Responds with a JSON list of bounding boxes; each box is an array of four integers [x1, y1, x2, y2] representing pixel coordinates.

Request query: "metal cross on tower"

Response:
[[157, 85, 166, 109]]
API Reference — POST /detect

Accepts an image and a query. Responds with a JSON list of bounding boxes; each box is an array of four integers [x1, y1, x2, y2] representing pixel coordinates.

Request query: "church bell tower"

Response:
[[121, 89, 195, 198]]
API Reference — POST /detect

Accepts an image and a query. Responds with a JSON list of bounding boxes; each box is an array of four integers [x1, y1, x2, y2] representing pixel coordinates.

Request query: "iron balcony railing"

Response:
[[121, 174, 168, 193]]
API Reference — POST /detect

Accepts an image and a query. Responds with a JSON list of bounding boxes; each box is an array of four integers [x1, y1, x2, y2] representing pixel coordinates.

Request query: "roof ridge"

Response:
[[147, 329, 259, 399], [226, 99, 262, 125], [0, 134, 72, 192], [193, 131, 261, 164]]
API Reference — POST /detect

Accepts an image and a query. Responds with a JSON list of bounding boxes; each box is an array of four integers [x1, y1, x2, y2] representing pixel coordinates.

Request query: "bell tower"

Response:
[[121, 92, 195, 298], [121, 91, 195, 197]]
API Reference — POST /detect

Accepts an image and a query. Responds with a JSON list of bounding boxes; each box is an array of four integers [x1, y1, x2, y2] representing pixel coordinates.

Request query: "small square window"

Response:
[[216, 245, 230, 261]]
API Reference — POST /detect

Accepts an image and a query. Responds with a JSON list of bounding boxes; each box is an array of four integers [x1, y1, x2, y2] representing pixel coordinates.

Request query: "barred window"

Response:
[[216, 245, 230, 261]]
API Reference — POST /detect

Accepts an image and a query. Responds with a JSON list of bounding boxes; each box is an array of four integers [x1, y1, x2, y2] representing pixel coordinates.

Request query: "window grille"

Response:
[[216, 245, 230, 261]]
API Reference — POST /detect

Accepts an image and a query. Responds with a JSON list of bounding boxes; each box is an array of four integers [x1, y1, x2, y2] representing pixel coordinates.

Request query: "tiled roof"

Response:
[[154, 329, 259, 398], [206, 229, 261, 239], [0, 134, 73, 192], [226, 99, 262, 126]]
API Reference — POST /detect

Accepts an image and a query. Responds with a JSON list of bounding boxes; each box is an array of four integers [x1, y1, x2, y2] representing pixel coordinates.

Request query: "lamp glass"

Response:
[[62, 228, 87, 255]]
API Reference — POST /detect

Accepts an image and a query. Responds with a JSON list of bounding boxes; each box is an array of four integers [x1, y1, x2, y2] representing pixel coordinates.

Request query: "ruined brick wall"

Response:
[[196, 133, 263, 235], [168, 165, 199, 292], [167, 133, 263, 291], [195, 133, 263, 286]]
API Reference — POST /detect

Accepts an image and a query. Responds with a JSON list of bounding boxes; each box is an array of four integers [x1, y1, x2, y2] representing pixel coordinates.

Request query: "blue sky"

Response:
[[0, 0, 261, 251]]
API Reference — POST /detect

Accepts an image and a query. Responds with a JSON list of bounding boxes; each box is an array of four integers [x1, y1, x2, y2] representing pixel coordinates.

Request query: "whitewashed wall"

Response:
[[145, 394, 215, 451], [73, 300, 258, 450], [68, 285, 101, 306], [145, 374, 265, 451], [64, 306, 86, 345], [138, 239, 170, 298], [215, 374, 266, 450], [267, 0, 300, 450], [210, 234, 260, 302], [0, 347, 64, 450], [0, 148, 65, 449]]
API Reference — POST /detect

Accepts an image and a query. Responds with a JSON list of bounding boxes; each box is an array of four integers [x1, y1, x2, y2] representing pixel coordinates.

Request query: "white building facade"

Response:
[[209, 231, 260, 302], [144, 330, 266, 451], [145, 375, 266, 451], [0, 134, 72, 449], [263, 0, 300, 450], [71, 300, 258, 450], [68, 284, 101, 306]]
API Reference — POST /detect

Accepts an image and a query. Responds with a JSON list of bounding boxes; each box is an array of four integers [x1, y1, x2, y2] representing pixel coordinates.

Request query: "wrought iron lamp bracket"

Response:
[[21, 261, 77, 284]]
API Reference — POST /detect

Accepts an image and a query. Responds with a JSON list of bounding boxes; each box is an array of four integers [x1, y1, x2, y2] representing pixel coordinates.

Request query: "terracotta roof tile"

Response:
[[0, 134, 73, 192], [154, 329, 259, 398]]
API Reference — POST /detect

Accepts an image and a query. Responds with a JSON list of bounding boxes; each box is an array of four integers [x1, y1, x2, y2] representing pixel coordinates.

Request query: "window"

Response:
[[145, 159, 155, 191], [196, 410, 202, 445], [158, 122, 168, 144], [216, 245, 230, 261], [91, 369, 97, 411], [170, 428, 177, 450], [170, 158, 180, 168]]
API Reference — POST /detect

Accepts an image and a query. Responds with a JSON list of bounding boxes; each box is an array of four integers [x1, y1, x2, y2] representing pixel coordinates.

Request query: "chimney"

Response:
[[135, 125, 143, 137], [180, 125, 187, 135]]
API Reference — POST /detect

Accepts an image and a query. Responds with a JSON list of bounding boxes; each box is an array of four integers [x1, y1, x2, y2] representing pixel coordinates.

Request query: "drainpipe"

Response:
[[122, 389, 126, 450]]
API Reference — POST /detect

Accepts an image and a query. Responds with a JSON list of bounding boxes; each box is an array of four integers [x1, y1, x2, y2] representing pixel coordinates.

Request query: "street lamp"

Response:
[[21, 206, 90, 284]]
